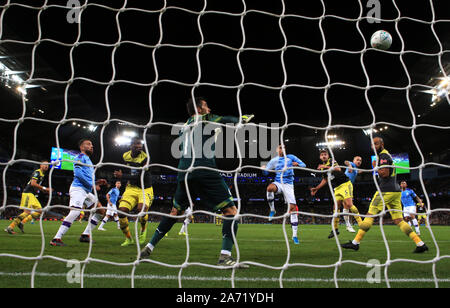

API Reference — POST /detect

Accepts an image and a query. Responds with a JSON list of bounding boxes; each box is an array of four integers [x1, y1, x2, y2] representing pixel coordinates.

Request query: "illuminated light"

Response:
[[115, 135, 132, 146], [16, 86, 27, 95], [72, 122, 76, 125], [88, 125, 97, 132], [123, 131, 137, 138]]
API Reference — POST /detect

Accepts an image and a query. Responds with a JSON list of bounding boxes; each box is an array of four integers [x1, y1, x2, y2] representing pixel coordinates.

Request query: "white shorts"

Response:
[[273, 182, 296, 205], [403, 206, 417, 217], [106, 204, 118, 216], [69, 185, 98, 210]]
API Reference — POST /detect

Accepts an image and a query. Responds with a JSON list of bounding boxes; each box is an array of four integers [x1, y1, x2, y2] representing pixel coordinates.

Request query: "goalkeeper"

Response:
[[140, 97, 254, 267]]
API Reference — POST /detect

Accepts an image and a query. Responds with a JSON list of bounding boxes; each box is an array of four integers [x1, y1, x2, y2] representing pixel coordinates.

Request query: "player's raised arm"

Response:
[[289, 155, 306, 168]]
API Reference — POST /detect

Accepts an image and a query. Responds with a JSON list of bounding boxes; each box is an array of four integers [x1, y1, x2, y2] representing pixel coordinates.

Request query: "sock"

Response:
[[353, 217, 374, 245], [82, 213, 102, 235], [221, 215, 238, 254], [179, 223, 185, 233], [114, 216, 120, 228], [119, 217, 132, 239], [140, 214, 148, 233], [398, 221, 424, 246], [149, 216, 178, 247], [350, 205, 363, 226], [99, 218, 108, 229], [21, 215, 33, 225], [54, 210, 80, 240], [333, 209, 340, 230], [412, 219, 420, 233], [267, 192, 275, 212], [343, 208, 351, 227], [290, 213, 298, 238], [9, 212, 28, 229]]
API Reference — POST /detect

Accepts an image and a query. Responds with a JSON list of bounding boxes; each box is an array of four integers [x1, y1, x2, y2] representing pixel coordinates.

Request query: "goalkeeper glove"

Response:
[[242, 114, 255, 123]]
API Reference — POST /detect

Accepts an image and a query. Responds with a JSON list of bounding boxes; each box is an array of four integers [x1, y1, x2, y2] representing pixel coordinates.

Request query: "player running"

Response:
[[341, 137, 428, 253], [400, 180, 423, 236], [310, 150, 363, 239], [263, 144, 306, 244], [50, 139, 107, 246], [5, 161, 52, 234], [140, 96, 254, 267], [114, 137, 154, 247], [98, 180, 121, 231]]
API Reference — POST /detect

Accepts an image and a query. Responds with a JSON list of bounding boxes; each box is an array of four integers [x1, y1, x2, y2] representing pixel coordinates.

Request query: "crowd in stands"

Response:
[[1, 163, 449, 226]]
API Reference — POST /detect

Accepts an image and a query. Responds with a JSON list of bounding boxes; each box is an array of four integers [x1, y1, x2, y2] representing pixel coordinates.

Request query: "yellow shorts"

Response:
[[334, 181, 353, 201], [418, 215, 427, 221], [118, 186, 154, 211], [368, 191, 403, 220], [20, 193, 42, 210]]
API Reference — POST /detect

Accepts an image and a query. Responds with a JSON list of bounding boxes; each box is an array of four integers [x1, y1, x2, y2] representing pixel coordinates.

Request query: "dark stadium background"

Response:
[[0, 0, 449, 222]]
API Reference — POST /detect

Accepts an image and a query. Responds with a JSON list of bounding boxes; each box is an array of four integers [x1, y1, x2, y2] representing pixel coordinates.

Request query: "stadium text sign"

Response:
[[66, 0, 81, 24]]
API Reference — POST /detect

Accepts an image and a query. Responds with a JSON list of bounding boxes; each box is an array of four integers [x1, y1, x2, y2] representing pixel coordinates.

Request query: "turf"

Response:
[[0, 220, 449, 288]]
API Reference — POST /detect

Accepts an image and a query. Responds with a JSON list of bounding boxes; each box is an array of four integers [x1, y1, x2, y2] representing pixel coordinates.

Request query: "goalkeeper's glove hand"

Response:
[[242, 114, 255, 123]]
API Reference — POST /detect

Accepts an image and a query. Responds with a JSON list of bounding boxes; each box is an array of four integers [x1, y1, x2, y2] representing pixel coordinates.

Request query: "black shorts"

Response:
[[173, 173, 234, 213]]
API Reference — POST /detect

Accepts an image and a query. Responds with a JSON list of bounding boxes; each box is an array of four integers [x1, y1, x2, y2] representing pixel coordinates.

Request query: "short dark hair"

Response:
[[78, 138, 90, 148], [186, 96, 206, 116], [319, 149, 329, 155], [131, 137, 142, 145]]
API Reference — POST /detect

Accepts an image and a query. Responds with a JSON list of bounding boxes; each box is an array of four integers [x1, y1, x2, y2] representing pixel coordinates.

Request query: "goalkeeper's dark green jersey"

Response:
[[177, 113, 239, 181]]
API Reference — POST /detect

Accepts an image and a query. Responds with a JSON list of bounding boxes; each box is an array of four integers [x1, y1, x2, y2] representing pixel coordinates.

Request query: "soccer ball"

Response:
[[370, 30, 392, 50]]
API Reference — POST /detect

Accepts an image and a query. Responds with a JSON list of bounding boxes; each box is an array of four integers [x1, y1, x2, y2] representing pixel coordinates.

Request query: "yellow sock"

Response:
[[119, 217, 131, 239], [399, 221, 423, 245], [354, 217, 374, 244], [350, 205, 363, 226], [354, 229, 366, 244], [140, 214, 148, 233], [22, 215, 33, 224], [9, 212, 27, 229]]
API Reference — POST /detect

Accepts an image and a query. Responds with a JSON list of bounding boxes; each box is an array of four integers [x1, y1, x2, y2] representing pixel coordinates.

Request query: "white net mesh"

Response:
[[0, 0, 449, 288]]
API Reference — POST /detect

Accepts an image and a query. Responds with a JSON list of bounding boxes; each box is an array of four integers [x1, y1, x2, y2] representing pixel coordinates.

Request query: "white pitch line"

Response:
[[0, 271, 449, 283]]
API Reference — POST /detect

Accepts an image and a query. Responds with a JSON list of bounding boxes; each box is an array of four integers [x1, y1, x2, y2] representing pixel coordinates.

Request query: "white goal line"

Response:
[[0, 271, 448, 284]]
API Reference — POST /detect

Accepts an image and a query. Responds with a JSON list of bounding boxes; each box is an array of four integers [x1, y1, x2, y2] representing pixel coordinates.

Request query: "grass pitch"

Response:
[[0, 220, 449, 288]]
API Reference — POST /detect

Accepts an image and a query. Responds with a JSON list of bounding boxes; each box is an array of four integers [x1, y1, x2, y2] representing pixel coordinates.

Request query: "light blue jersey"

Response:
[[401, 188, 417, 208], [108, 187, 120, 205], [345, 162, 358, 184], [72, 153, 95, 193], [263, 154, 306, 185]]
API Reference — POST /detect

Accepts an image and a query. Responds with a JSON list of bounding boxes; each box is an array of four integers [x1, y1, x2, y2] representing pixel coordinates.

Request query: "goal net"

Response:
[[0, 0, 449, 289]]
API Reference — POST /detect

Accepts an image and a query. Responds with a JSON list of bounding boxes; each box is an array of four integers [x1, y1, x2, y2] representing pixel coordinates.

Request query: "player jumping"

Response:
[[343, 156, 363, 232], [5, 161, 52, 234], [140, 96, 254, 267], [341, 137, 428, 253], [263, 144, 306, 244], [310, 150, 363, 239]]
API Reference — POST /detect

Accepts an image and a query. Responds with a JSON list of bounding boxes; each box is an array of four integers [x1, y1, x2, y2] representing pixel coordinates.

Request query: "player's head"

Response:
[[115, 180, 121, 189], [400, 180, 407, 189], [78, 139, 93, 156], [277, 144, 286, 156], [187, 97, 210, 116], [40, 160, 49, 172], [130, 137, 143, 153], [353, 156, 362, 167], [372, 137, 384, 153], [319, 149, 329, 162]]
